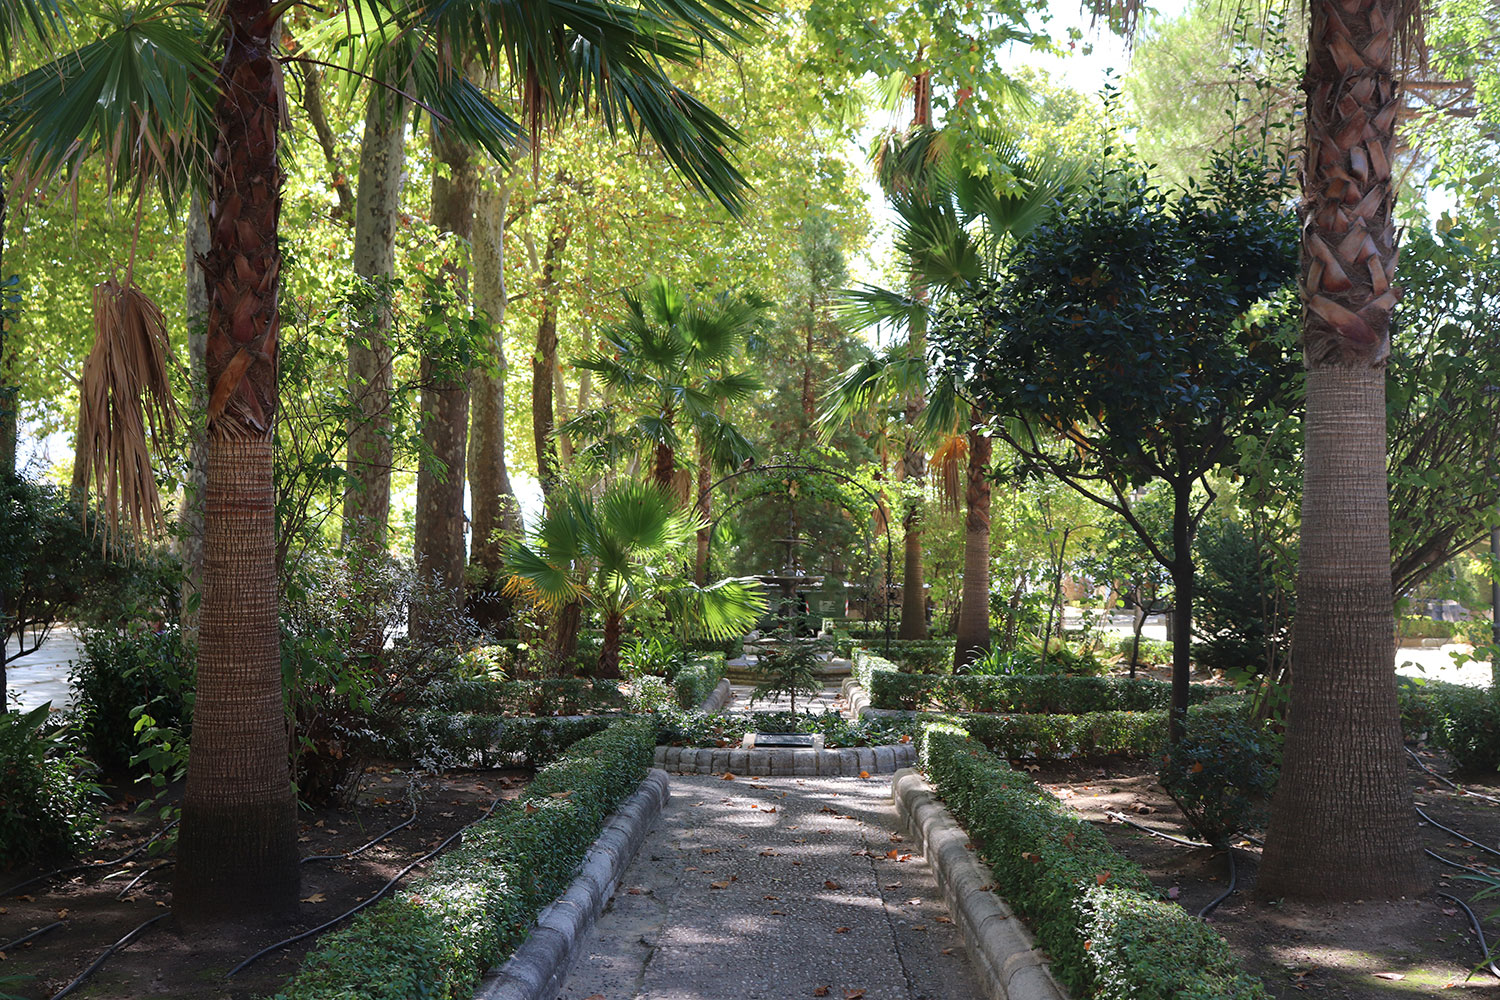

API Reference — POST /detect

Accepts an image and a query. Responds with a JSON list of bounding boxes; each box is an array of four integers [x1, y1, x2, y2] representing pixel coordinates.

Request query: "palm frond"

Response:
[[930, 433, 966, 513], [504, 542, 584, 608], [0, 5, 214, 208], [840, 284, 926, 339], [667, 576, 767, 639], [75, 279, 179, 549]]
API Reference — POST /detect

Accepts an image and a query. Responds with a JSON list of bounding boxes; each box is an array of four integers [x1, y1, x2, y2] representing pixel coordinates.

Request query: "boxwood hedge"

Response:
[[277, 717, 656, 1000], [920, 724, 1267, 1000]]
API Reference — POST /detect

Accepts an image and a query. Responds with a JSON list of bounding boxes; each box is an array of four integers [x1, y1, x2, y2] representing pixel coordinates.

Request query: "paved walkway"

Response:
[[4, 628, 79, 713], [557, 773, 983, 1000]]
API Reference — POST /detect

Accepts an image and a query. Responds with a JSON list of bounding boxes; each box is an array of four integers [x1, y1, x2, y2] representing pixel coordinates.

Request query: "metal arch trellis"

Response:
[[701, 461, 894, 655]]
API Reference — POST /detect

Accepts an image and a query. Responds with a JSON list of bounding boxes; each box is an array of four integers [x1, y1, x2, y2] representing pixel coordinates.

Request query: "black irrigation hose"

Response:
[[49, 911, 170, 1000], [0, 919, 64, 953], [225, 792, 508, 978], [1437, 891, 1500, 981], [1198, 847, 1238, 919], [1416, 806, 1500, 863], [115, 862, 173, 900], [2, 820, 180, 899], [1427, 847, 1495, 880], [1103, 810, 1213, 849], [1407, 747, 1500, 806], [300, 803, 420, 865]]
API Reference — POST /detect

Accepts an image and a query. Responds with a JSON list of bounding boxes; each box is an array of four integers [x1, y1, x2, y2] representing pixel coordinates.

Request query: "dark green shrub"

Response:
[[670, 655, 727, 710], [657, 710, 917, 749], [1192, 516, 1292, 677], [956, 696, 1251, 761], [419, 678, 627, 716], [751, 643, 826, 713], [868, 671, 1231, 715], [1113, 636, 1174, 666], [69, 626, 194, 773], [1401, 680, 1500, 772], [1159, 711, 1279, 844], [920, 725, 1267, 1000], [402, 712, 616, 769], [278, 718, 656, 1000], [883, 639, 954, 674], [0, 706, 102, 866]]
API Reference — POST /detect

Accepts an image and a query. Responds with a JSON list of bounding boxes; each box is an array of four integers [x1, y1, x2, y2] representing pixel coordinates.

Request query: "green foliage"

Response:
[[1159, 712, 1280, 844], [0, 705, 101, 867], [750, 643, 826, 714], [864, 665, 1231, 715], [668, 655, 727, 711], [878, 638, 954, 674], [965, 710, 1167, 760], [418, 677, 627, 716], [1112, 636, 1174, 667], [658, 709, 916, 750], [1192, 515, 1294, 678], [620, 634, 688, 678], [921, 726, 1268, 999], [402, 713, 617, 771], [277, 718, 656, 1000], [69, 625, 194, 773], [1400, 680, 1500, 773]]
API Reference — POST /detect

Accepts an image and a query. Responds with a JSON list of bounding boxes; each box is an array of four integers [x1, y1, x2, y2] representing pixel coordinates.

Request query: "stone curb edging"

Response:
[[840, 677, 872, 718], [473, 768, 671, 1000], [695, 677, 734, 714], [651, 741, 916, 776], [892, 768, 1070, 1000]]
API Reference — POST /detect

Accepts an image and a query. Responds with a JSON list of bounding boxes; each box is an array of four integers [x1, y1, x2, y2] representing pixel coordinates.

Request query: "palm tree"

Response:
[[1251, 0, 1428, 900], [0, 0, 770, 926], [506, 480, 766, 676], [822, 128, 1075, 667]]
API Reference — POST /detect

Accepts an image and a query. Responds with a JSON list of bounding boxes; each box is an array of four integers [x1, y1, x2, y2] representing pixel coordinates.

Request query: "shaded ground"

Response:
[[558, 772, 984, 1000], [1, 764, 527, 1000], [1034, 748, 1500, 999]]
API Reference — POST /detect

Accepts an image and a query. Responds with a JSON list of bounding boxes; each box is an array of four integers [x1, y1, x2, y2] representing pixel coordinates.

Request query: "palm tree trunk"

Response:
[[175, 10, 299, 915], [532, 223, 567, 499], [343, 89, 407, 559], [598, 610, 624, 678], [954, 428, 991, 668], [1257, 0, 1424, 900], [411, 124, 474, 636], [0, 185, 13, 478], [695, 433, 711, 585], [468, 171, 522, 631]]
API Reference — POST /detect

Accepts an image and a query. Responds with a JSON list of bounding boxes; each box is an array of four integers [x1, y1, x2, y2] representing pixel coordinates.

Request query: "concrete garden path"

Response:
[[557, 772, 983, 1000]]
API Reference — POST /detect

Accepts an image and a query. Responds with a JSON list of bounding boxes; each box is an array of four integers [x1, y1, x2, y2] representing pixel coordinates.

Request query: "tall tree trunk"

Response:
[[554, 360, 573, 466], [175, 8, 299, 922], [1167, 477, 1194, 745], [412, 124, 475, 636], [954, 428, 991, 668], [0, 183, 13, 478], [1257, 0, 1424, 900], [695, 433, 712, 585], [180, 195, 210, 642], [531, 224, 567, 499], [468, 171, 522, 631], [598, 610, 623, 679], [897, 76, 932, 641], [652, 428, 676, 492], [342, 89, 407, 560]]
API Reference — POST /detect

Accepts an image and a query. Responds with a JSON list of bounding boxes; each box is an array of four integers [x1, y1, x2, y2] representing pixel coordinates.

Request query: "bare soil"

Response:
[[0, 763, 528, 1000], [1034, 747, 1500, 999]]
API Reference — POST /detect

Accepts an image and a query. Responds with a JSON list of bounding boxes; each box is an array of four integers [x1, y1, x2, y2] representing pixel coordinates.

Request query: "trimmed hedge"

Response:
[[403, 713, 616, 769], [921, 725, 1268, 1000], [419, 678, 627, 716], [278, 717, 656, 1000], [685, 636, 745, 659], [670, 655, 727, 711], [1400, 679, 1500, 773], [867, 666, 1233, 715]]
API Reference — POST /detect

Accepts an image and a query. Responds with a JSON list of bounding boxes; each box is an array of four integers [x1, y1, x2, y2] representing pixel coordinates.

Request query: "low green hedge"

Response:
[[685, 636, 745, 659], [921, 725, 1268, 1000], [418, 678, 627, 716], [869, 670, 1232, 715], [1113, 635, 1174, 666], [670, 655, 727, 710], [879, 638, 955, 674], [852, 648, 902, 692], [1400, 679, 1500, 772], [403, 712, 616, 769], [657, 710, 918, 750], [278, 718, 656, 1000]]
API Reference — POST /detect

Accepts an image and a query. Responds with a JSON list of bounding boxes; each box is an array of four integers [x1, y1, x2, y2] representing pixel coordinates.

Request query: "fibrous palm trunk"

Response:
[[411, 125, 474, 636], [694, 433, 711, 585], [175, 3, 299, 921], [343, 90, 407, 559], [954, 427, 991, 668], [180, 196, 210, 642], [1257, 0, 1425, 900]]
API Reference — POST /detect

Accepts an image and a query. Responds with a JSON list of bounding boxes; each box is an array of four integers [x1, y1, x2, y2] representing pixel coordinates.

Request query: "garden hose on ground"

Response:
[[299, 801, 420, 865], [48, 912, 170, 1000], [0, 920, 64, 953], [1198, 848, 1238, 919], [1, 820, 179, 899], [225, 790, 509, 978], [1102, 810, 1212, 849], [114, 861, 172, 899], [1407, 747, 1500, 805], [1416, 806, 1500, 863], [1437, 891, 1500, 981], [1426, 848, 1495, 880]]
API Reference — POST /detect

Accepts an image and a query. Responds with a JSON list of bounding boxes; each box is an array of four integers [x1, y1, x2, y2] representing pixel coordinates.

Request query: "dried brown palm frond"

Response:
[[75, 278, 179, 550], [931, 433, 968, 514]]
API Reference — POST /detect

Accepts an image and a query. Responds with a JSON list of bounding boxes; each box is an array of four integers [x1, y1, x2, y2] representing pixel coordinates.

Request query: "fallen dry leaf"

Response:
[[936, 915, 953, 924], [764, 894, 780, 900], [701, 848, 720, 854], [886, 849, 899, 859], [845, 990, 866, 999], [1374, 973, 1406, 981], [824, 880, 842, 890], [859, 771, 870, 779], [300, 893, 326, 904], [722, 772, 736, 781], [835, 926, 850, 933], [710, 881, 731, 890], [942, 948, 954, 956], [1096, 871, 1112, 885], [813, 988, 830, 997], [760, 849, 779, 857], [627, 888, 644, 895]]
